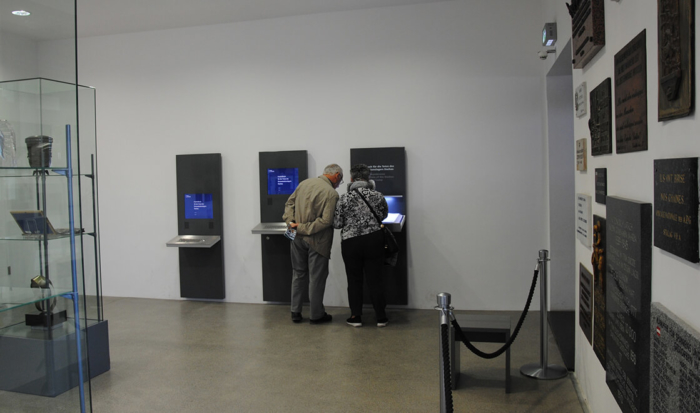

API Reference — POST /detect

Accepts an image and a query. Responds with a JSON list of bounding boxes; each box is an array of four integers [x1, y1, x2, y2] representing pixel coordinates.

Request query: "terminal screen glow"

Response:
[[267, 168, 299, 195], [184, 193, 214, 219]]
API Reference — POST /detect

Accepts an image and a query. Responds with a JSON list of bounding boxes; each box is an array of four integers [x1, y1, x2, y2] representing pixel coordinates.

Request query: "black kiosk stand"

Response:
[[166, 153, 225, 299], [350, 147, 408, 305], [251, 150, 308, 302]]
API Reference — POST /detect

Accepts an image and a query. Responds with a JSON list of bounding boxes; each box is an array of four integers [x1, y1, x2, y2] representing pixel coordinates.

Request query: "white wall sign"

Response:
[[576, 193, 592, 247], [576, 138, 587, 171], [575, 82, 587, 117]]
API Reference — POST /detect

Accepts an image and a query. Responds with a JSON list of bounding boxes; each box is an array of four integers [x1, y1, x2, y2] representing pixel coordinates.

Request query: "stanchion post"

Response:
[[436, 292, 453, 413], [520, 249, 568, 380]]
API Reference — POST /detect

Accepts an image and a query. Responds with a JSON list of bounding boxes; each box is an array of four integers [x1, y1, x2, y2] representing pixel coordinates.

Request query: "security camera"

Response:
[[538, 49, 556, 60]]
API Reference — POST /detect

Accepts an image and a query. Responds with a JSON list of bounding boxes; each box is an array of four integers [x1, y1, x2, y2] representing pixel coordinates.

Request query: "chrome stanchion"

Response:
[[435, 292, 454, 413], [520, 250, 567, 380]]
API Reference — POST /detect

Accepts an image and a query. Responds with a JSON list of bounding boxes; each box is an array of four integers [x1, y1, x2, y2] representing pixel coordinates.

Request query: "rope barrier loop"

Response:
[[452, 267, 539, 359]]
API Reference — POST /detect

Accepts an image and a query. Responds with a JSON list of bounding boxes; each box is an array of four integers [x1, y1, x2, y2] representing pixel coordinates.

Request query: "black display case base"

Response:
[[25, 310, 68, 328]]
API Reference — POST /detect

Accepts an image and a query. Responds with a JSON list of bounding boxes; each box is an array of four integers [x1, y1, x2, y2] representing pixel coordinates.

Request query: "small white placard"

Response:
[[576, 193, 592, 247], [575, 82, 587, 117]]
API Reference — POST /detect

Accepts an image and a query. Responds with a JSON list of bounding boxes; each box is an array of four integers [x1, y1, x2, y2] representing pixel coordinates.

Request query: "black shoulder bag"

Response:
[[354, 189, 399, 266]]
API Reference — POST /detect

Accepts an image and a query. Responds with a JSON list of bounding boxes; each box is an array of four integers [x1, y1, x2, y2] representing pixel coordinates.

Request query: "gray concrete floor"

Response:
[[1, 297, 585, 412]]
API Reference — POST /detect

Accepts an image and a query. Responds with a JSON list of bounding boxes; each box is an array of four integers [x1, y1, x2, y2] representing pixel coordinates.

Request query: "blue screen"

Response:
[[184, 193, 214, 219], [267, 168, 299, 195]]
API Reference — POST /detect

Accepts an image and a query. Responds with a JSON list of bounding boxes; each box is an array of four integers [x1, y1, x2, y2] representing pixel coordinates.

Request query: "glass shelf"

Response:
[[0, 234, 72, 241], [0, 286, 74, 314]]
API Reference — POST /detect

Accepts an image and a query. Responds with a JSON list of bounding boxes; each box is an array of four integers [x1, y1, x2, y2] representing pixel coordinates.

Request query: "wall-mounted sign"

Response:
[[569, 0, 606, 69], [606, 196, 652, 413], [576, 193, 592, 247], [595, 168, 607, 204], [579, 264, 593, 344], [658, 0, 694, 121], [575, 82, 587, 117], [653, 157, 699, 263], [650, 303, 700, 412], [615, 30, 648, 154], [589, 78, 612, 156], [576, 139, 587, 171]]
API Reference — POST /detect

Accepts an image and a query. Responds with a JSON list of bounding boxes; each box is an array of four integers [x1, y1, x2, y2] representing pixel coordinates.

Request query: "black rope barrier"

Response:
[[441, 323, 454, 413], [451, 269, 539, 359]]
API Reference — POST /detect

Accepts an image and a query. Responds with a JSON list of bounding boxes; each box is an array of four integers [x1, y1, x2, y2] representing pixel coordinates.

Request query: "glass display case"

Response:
[[0, 78, 107, 412]]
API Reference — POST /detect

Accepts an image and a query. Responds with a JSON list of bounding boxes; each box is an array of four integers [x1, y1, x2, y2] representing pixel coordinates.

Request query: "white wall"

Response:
[[0, 32, 39, 80], [541, 0, 700, 412], [70, 0, 546, 310]]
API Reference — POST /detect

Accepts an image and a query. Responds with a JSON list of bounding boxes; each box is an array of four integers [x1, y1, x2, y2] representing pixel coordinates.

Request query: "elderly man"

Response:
[[283, 164, 343, 324]]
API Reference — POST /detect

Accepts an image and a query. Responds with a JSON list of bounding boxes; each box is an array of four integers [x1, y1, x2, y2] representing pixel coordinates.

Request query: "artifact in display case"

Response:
[[0, 78, 109, 404]]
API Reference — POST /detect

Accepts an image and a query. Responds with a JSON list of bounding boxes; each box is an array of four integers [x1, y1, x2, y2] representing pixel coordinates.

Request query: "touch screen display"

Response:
[[267, 168, 299, 195], [184, 193, 214, 219]]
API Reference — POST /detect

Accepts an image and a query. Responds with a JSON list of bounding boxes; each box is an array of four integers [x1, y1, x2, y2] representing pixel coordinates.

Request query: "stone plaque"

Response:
[[658, 0, 694, 121], [595, 168, 608, 204], [650, 302, 700, 413], [576, 139, 587, 171], [580, 263, 593, 344], [654, 157, 699, 263], [589, 78, 613, 156], [606, 196, 652, 413], [576, 82, 588, 117], [576, 193, 592, 247], [592, 215, 607, 367], [615, 30, 648, 154], [569, 0, 606, 69]]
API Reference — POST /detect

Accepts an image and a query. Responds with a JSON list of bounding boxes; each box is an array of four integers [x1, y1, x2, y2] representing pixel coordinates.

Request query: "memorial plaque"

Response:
[[654, 157, 699, 263], [615, 30, 648, 154], [576, 82, 588, 117], [606, 196, 652, 413], [576, 139, 587, 171], [592, 215, 607, 367], [650, 302, 700, 413], [595, 168, 608, 204], [569, 0, 606, 69], [658, 0, 694, 121], [580, 264, 593, 344], [589, 78, 613, 156], [576, 193, 592, 247]]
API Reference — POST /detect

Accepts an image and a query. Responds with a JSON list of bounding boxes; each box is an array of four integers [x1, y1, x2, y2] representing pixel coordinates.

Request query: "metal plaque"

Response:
[[589, 78, 612, 156], [615, 30, 648, 154], [658, 0, 694, 121], [569, 0, 606, 69]]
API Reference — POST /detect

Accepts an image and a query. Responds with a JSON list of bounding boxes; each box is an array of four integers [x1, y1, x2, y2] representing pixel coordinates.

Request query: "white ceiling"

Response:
[[0, 0, 448, 41]]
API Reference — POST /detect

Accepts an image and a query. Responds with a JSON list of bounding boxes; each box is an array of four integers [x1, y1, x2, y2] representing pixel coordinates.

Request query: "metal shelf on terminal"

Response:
[[251, 215, 405, 235], [251, 222, 288, 235], [166, 235, 221, 248], [382, 213, 405, 232]]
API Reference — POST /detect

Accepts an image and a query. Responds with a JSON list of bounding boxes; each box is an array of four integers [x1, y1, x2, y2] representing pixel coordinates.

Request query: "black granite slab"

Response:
[[654, 157, 699, 263], [606, 196, 652, 413]]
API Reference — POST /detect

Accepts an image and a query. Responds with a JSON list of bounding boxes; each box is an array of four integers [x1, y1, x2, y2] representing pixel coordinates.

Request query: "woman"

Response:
[[333, 164, 389, 327]]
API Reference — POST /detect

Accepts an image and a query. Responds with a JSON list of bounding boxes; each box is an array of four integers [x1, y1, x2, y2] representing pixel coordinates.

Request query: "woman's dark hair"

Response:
[[350, 164, 371, 181]]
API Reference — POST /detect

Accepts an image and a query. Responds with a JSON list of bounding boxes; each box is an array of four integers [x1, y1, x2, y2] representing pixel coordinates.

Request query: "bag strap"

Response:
[[354, 188, 384, 227]]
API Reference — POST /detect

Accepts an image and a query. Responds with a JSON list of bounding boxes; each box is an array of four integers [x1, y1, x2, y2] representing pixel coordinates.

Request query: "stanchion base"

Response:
[[520, 363, 568, 380]]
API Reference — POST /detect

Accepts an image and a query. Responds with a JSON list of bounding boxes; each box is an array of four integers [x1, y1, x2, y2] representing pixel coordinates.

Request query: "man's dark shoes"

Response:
[[346, 316, 362, 327], [309, 313, 332, 324], [377, 317, 389, 327], [291, 312, 302, 323]]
